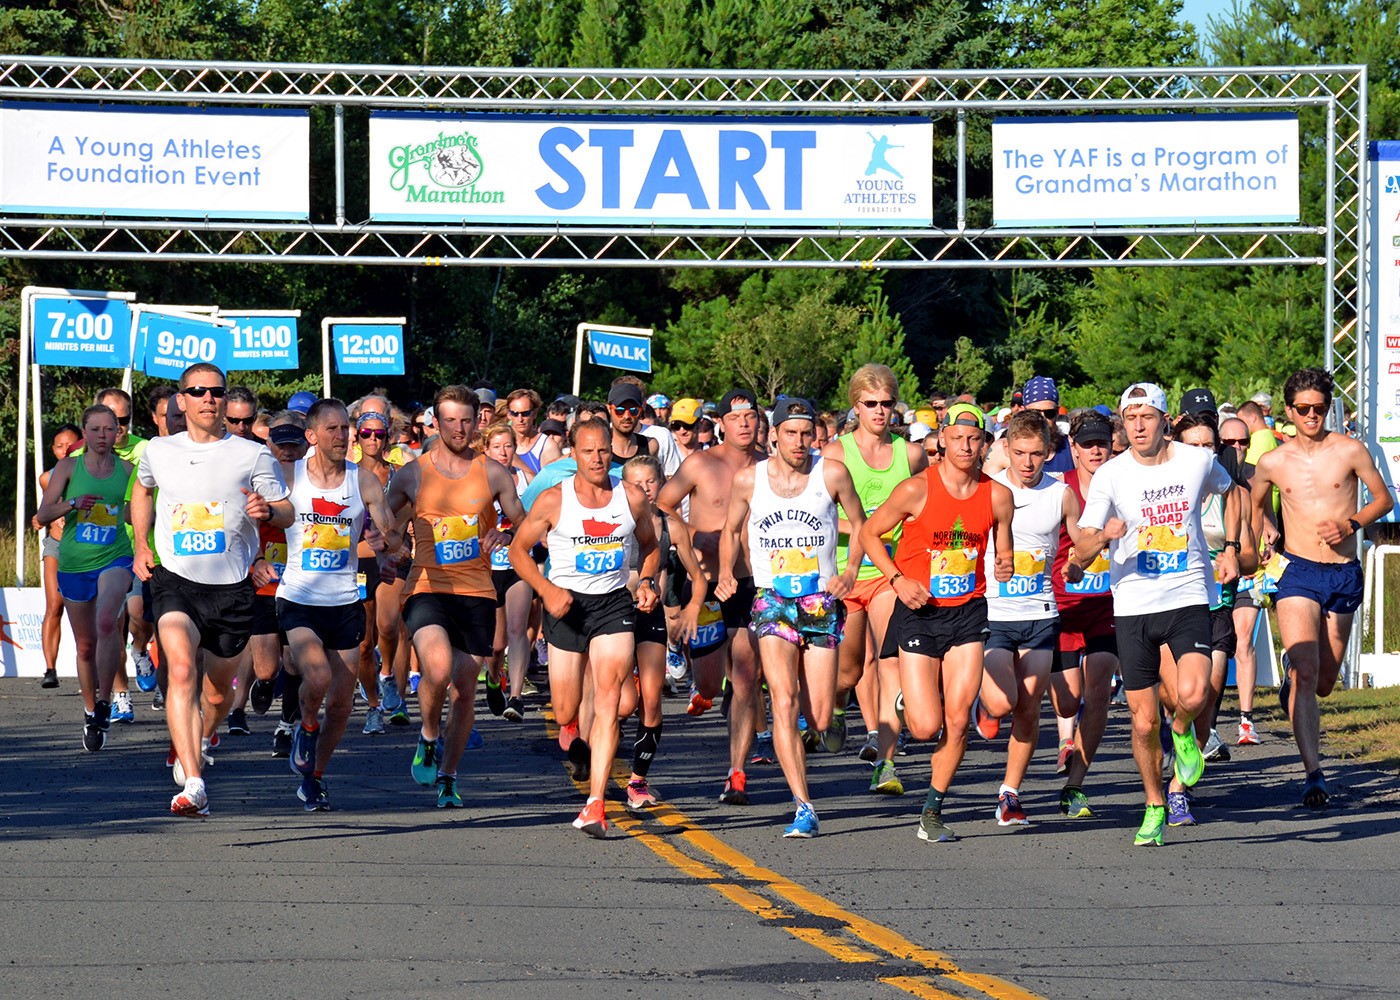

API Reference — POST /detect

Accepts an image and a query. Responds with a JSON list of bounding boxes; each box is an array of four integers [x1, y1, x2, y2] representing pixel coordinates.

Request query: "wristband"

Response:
[[1223, 540, 1241, 552], [1348, 518, 1361, 536], [890, 571, 904, 584]]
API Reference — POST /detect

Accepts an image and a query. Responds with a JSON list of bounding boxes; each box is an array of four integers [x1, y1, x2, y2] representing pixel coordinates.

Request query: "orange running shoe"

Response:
[[972, 695, 1001, 741], [572, 797, 607, 838], [558, 720, 578, 752], [687, 688, 713, 717], [718, 769, 749, 805]]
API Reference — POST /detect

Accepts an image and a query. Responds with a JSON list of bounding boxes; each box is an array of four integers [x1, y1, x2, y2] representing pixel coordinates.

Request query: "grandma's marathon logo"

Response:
[[844, 131, 920, 216], [387, 128, 505, 206]]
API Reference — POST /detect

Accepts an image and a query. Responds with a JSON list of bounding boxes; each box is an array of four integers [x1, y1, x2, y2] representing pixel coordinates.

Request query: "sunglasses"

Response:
[[509, 407, 535, 417], [1220, 437, 1249, 447], [112, 413, 131, 426], [359, 428, 387, 440], [225, 415, 254, 426], [612, 404, 641, 416], [1291, 402, 1327, 416], [858, 399, 896, 410], [670, 421, 695, 432], [182, 386, 226, 399]]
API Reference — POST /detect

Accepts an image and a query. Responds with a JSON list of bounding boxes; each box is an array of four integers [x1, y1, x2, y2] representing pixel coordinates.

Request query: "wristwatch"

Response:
[[1348, 518, 1362, 536], [1223, 540, 1241, 552], [68, 497, 78, 511]]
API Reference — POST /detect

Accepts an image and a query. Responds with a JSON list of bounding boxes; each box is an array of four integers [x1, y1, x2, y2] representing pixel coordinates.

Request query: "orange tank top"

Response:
[[893, 467, 994, 607], [406, 451, 495, 600]]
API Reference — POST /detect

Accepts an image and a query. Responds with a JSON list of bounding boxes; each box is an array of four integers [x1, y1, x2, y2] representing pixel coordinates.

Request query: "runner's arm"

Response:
[[715, 467, 753, 602], [34, 457, 79, 526], [1215, 483, 1241, 586], [990, 481, 1015, 582], [130, 478, 156, 581], [826, 459, 866, 596], [1073, 474, 1123, 564], [859, 476, 931, 609], [360, 465, 401, 554], [1249, 451, 1281, 554], [1343, 439, 1395, 537], [487, 459, 527, 526], [906, 439, 929, 475], [508, 486, 572, 619], [1059, 485, 1085, 583], [668, 510, 707, 640], [656, 454, 697, 521], [626, 483, 661, 613], [820, 439, 857, 535]]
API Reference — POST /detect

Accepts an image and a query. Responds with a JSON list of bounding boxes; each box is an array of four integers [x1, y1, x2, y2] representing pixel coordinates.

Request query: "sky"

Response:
[[1178, 0, 1240, 39]]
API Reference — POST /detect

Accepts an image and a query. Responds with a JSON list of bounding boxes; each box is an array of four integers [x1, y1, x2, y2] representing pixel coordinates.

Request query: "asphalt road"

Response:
[[3, 674, 1398, 1000]]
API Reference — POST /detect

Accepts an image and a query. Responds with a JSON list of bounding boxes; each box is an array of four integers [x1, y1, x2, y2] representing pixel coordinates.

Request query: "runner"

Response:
[[860, 403, 1014, 842], [508, 419, 661, 838], [34, 422, 81, 690], [35, 405, 135, 750], [821, 364, 927, 796], [719, 397, 866, 837], [381, 385, 527, 809], [1251, 367, 1393, 807], [606, 380, 660, 469], [481, 421, 535, 721], [657, 388, 764, 806], [973, 409, 1083, 826], [131, 364, 292, 817], [506, 389, 549, 473], [1219, 415, 1263, 745], [277, 398, 400, 810], [1072, 382, 1238, 846]]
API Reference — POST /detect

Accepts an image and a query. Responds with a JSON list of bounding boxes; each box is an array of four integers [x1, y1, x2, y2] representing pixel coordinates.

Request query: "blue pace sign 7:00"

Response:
[[332, 323, 404, 375], [31, 297, 134, 369]]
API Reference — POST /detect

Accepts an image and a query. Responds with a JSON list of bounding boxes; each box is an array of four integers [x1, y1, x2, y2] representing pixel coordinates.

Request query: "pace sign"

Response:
[[31, 296, 133, 369]]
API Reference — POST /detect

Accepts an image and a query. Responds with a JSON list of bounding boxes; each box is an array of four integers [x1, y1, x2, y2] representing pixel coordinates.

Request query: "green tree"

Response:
[[995, 0, 1197, 68], [932, 336, 993, 399], [836, 286, 922, 406]]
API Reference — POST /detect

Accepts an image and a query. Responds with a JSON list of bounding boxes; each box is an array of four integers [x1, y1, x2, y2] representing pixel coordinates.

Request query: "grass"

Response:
[[0, 528, 42, 588], [1362, 544, 1400, 653], [1224, 686, 1400, 773]]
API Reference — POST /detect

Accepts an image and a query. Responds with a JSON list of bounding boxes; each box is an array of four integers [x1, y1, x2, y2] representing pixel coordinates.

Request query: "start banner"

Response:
[[0, 587, 76, 678]]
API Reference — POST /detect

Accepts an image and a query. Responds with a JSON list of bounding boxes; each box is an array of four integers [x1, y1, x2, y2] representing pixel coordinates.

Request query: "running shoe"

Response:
[[484, 674, 506, 717], [378, 675, 404, 716], [41, 667, 59, 689], [1203, 729, 1231, 763], [720, 678, 733, 719], [272, 720, 294, 758], [152, 689, 165, 711], [411, 735, 443, 786], [94, 699, 111, 732], [172, 748, 214, 786], [1278, 674, 1292, 720], [467, 727, 485, 750], [783, 801, 819, 839], [972, 695, 1000, 741], [573, 798, 607, 839], [226, 707, 250, 735], [290, 724, 318, 777], [1166, 791, 1196, 827], [566, 737, 590, 782], [917, 808, 953, 843], [298, 775, 331, 812], [686, 687, 712, 717], [858, 731, 880, 762], [408, 671, 422, 696], [362, 706, 386, 735], [665, 644, 687, 691], [170, 784, 209, 817], [388, 703, 411, 726], [895, 689, 905, 727], [250, 677, 276, 715], [870, 760, 904, 796], [1056, 739, 1076, 775], [749, 731, 775, 766], [718, 770, 749, 805], [521, 678, 539, 696], [822, 710, 847, 754], [897, 729, 911, 756], [131, 651, 156, 692], [1302, 769, 1331, 809], [1161, 748, 1175, 781], [1237, 717, 1260, 746], [1059, 786, 1093, 818], [503, 696, 525, 722], [558, 720, 579, 753], [626, 778, 659, 812], [995, 790, 1030, 826], [534, 638, 549, 669], [207, 731, 220, 751], [1170, 726, 1205, 788], [435, 773, 463, 809], [799, 715, 819, 753], [109, 692, 134, 724], [82, 712, 105, 752], [1133, 804, 1167, 847]]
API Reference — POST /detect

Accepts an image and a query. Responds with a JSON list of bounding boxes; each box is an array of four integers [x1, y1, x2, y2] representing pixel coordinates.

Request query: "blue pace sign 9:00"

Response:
[[141, 311, 233, 377], [31, 297, 133, 369]]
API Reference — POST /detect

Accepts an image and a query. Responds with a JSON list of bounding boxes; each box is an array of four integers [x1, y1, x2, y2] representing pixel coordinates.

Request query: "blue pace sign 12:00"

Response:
[[332, 323, 404, 375], [31, 297, 134, 369]]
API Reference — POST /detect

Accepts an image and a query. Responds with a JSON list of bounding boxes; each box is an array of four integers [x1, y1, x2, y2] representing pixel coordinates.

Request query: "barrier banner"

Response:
[[1368, 140, 1400, 520], [992, 113, 1300, 226], [0, 101, 310, 220], [30, 296, 133, 369], [368, 112, 934, 227], [0, 587, 76, 678]]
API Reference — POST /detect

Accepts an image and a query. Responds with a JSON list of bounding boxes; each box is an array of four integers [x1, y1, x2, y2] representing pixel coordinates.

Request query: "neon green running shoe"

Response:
[[1171, 726, 1205, 788], [1133, 804, 1166, 847], [411, 735, 442, 787], [870, 760, 905, 796], [1059, 786, 1093, 818]]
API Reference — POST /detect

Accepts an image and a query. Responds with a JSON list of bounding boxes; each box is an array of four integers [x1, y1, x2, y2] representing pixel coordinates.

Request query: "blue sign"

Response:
[[140, 311, 233, 377], [333, 323, 404, 375], [31, 296, 133, 369], [587, 329, 651, 374], [223, 313, 300, 371]]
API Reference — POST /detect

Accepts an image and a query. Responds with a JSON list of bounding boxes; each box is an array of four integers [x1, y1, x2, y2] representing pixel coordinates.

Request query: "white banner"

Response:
[[0, 586, 76, 678], [369, 113, 933, 227], [1368, 141, 1400, 520], [0, 101, 310, 220], [992, 113, 1299, 226]]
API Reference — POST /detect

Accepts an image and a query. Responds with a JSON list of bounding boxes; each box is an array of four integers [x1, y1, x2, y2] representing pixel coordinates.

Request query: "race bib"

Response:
[[1258, 553, 1288, 594], [690, 599, 725, 650], [431, 515, 480, 565], [263, 540, 288, 579], [999, 548, 1047, 598], [769, 547, 820, 598], [1066, 547, 1111, 595], [171, 501, 226, 556], [575, 539, 625, 576], [1136, 523, 1188, 575], [929, 547, 978, 599], [491, 541, 512, 570], [301, 523, 352, 572], [74, 503, 121, 546], [356, 571, 368, 600]]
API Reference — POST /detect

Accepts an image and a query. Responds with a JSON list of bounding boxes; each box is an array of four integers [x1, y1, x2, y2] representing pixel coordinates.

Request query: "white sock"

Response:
[[999, 783, 1018, 797], [184, 777, 206, 797]]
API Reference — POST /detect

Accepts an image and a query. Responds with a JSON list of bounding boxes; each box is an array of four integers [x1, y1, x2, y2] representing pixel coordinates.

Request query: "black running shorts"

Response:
[[881, 599, 990, 660], [403, 592, 495, 657], [150, 564, 254, 660], [1116, 604, 1212, 691], [545, 587, 636, 655], [276, 597, 366, 651]]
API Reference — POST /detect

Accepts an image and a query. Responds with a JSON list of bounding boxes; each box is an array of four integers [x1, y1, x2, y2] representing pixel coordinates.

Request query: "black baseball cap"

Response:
[[538, 418, 567, 437], [607, 383, 644, 407], [1180, 387, 1218, 415], [268, 423, 306, 445], [718, 388, 757, 417], [772, 396, 816, 427], [1072, 414, 1114, 446]]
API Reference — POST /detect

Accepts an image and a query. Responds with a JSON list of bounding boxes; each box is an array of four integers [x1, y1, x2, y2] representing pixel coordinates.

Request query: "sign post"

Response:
[[573, 323, 654, 395], [321, 317, 407, 397], [1367, 140, 1400, 522]]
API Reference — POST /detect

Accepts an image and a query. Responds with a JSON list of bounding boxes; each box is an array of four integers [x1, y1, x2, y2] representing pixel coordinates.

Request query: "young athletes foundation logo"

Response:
[[844, 132, 921, 217], [386, 128, 506, 207]]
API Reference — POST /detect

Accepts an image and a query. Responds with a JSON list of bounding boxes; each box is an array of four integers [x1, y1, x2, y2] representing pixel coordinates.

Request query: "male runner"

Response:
[[860, 403, 1014, 842], [1073, 382, 1238, 845], [506, 389, 549, 473], [509, 419, 660, 838], [382, 385, 527, 809], [657, 388, 764, 805], [719, 397, 866, 837], [606, 380, 660, 469], [669, 399, 706, 463], [132, 364, 293, 817], [1251, 367, 1393, 807]]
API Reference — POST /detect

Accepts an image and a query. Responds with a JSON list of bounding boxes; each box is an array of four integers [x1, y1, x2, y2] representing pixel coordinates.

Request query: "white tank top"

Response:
[[746, 457, 839, 597], [491, 468, 530, 571], [986, 468, 1064, 622], [546, 475, 635, 595], [279, 458, 365, 606]]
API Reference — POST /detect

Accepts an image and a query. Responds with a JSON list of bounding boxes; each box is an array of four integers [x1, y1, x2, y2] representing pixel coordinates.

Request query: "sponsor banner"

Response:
[[0, 101, 309, 220], [992, 113, 1300, 226], [332, 323, 404, 375], [138, 308, 235, 377], [588, 328, 652, 373], [368, 113, 933, 227], [221, 312, 300, 371], [1368, 140, 1400, 520], [31, 296, 133, 369], [0, 587, 76, 677]]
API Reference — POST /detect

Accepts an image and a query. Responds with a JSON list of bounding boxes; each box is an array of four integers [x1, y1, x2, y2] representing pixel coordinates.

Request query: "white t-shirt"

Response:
[[986, 469, 1065, 622], [639, 424, 683, 478], [137, 432, 289, 585], [1077, 443, 1233, 617]]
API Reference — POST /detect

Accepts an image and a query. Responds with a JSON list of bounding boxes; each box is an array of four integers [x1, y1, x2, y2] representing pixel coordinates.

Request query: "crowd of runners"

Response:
[[33, 359, 1392, 845]]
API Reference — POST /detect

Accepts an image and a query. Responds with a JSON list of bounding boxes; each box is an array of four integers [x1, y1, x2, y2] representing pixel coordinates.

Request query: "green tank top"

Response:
[[835, 433, 911, 580], [59, 455, 134, 574]]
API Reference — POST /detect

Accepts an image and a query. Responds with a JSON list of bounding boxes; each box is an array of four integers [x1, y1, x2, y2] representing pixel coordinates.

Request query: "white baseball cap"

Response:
[[1119, 382, 1168, 414]]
